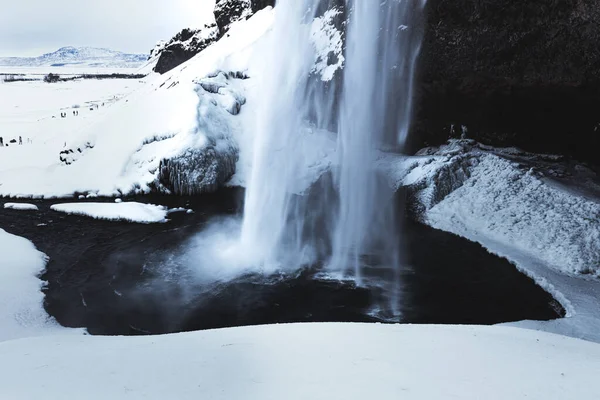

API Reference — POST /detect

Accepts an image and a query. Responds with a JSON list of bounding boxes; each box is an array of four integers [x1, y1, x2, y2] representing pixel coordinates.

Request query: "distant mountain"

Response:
[[0, 47, 148, 68]]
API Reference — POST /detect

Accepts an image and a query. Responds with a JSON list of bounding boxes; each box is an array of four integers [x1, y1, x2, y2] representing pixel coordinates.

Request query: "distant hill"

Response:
[[0, 47, 148, 68]]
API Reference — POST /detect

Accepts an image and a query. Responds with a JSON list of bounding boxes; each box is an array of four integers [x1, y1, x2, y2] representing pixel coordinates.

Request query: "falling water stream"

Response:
[[0, 1, 566, 337], [241, 0, 426, 317]]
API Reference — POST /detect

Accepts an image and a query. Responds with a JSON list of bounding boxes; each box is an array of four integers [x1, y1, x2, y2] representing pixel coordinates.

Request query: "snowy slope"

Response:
[[0, 9, 275, 198], [0, 323, 599, 400], [0, 47, 148, 69]]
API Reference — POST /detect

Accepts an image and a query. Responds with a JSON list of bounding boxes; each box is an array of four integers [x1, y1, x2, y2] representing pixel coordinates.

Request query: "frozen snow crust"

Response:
[[0, 323, 599, 400]]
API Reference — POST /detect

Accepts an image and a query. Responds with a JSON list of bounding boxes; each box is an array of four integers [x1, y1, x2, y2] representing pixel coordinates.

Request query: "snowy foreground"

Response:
[[0, 323, 599, 400]]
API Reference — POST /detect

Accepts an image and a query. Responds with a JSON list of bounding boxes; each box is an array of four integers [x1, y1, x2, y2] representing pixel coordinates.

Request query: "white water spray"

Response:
[[241, 0, 426, 306]]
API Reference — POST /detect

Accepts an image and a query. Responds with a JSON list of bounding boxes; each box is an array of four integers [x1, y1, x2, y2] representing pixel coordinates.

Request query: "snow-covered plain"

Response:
[[3, 202, 38, 211], [50, 202, 169, 223], [0, 77, 147, 197], [0, 65, 144, 76], [0, 323, 599, 400]]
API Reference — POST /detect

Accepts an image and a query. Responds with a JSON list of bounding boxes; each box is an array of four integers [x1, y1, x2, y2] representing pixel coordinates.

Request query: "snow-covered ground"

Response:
[[3, 202, 38, 211], [0, 8, 274, 198], [0, 323, 599, 400], [0, 66, 144, 76], [0, 229, 82, 342], [50, 202, 169, 223]]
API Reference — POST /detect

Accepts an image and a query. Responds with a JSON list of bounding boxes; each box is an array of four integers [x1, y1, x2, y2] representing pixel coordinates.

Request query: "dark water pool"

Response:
[[0, 188, 563, 335]]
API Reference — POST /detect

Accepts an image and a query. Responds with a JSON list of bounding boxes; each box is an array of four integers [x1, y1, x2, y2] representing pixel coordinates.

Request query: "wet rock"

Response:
[[413, 0, 600, 165]]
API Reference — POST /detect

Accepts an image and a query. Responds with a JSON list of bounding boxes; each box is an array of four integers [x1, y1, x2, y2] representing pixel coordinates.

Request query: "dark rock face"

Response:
[[214, 0, 252, 34], [153, 25, 219, 74], [413, 0, 600, 165], [214, 0, 275, 36], [251, 0, 276, 13], [153, 1, 275, 74]]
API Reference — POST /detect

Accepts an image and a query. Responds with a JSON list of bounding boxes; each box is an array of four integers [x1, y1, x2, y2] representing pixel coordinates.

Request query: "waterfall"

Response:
[[241, 0, 425, 306]]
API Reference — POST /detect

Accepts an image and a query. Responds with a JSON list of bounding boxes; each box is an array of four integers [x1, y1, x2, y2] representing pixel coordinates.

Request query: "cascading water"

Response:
[[241, 0, 426, 315]]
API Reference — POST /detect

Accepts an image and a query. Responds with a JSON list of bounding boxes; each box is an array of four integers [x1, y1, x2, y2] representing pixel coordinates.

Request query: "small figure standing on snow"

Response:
[[0, 137, 3, 147], [19, 136, 22, 145]]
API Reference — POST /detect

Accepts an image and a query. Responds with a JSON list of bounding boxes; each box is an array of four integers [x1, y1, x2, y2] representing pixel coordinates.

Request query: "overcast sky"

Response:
[[0, 0, 216, 57]]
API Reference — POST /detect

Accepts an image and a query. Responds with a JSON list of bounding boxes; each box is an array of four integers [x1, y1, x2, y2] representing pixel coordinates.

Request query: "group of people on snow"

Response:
[[61, 110, 79, 118], [0, 136, 29, 146]]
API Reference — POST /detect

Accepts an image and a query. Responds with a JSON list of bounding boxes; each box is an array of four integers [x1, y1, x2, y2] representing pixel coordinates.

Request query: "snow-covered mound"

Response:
[[50, 202, 169, 223], [0, 323, 599, 400], [396, 140, 600, 277], [0, 47, 148, 69], [3, 203, 38, 211], [0, 229, 77, 342]]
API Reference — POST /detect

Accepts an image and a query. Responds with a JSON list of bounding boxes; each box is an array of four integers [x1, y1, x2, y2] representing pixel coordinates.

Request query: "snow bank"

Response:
[[400, 141, 600, 277], [3, 202, 38, 211], [0, 323, 598, 400], [391, 141, 600, 340], [0, 229, 76, 342], [50, 202, 169, 223]]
